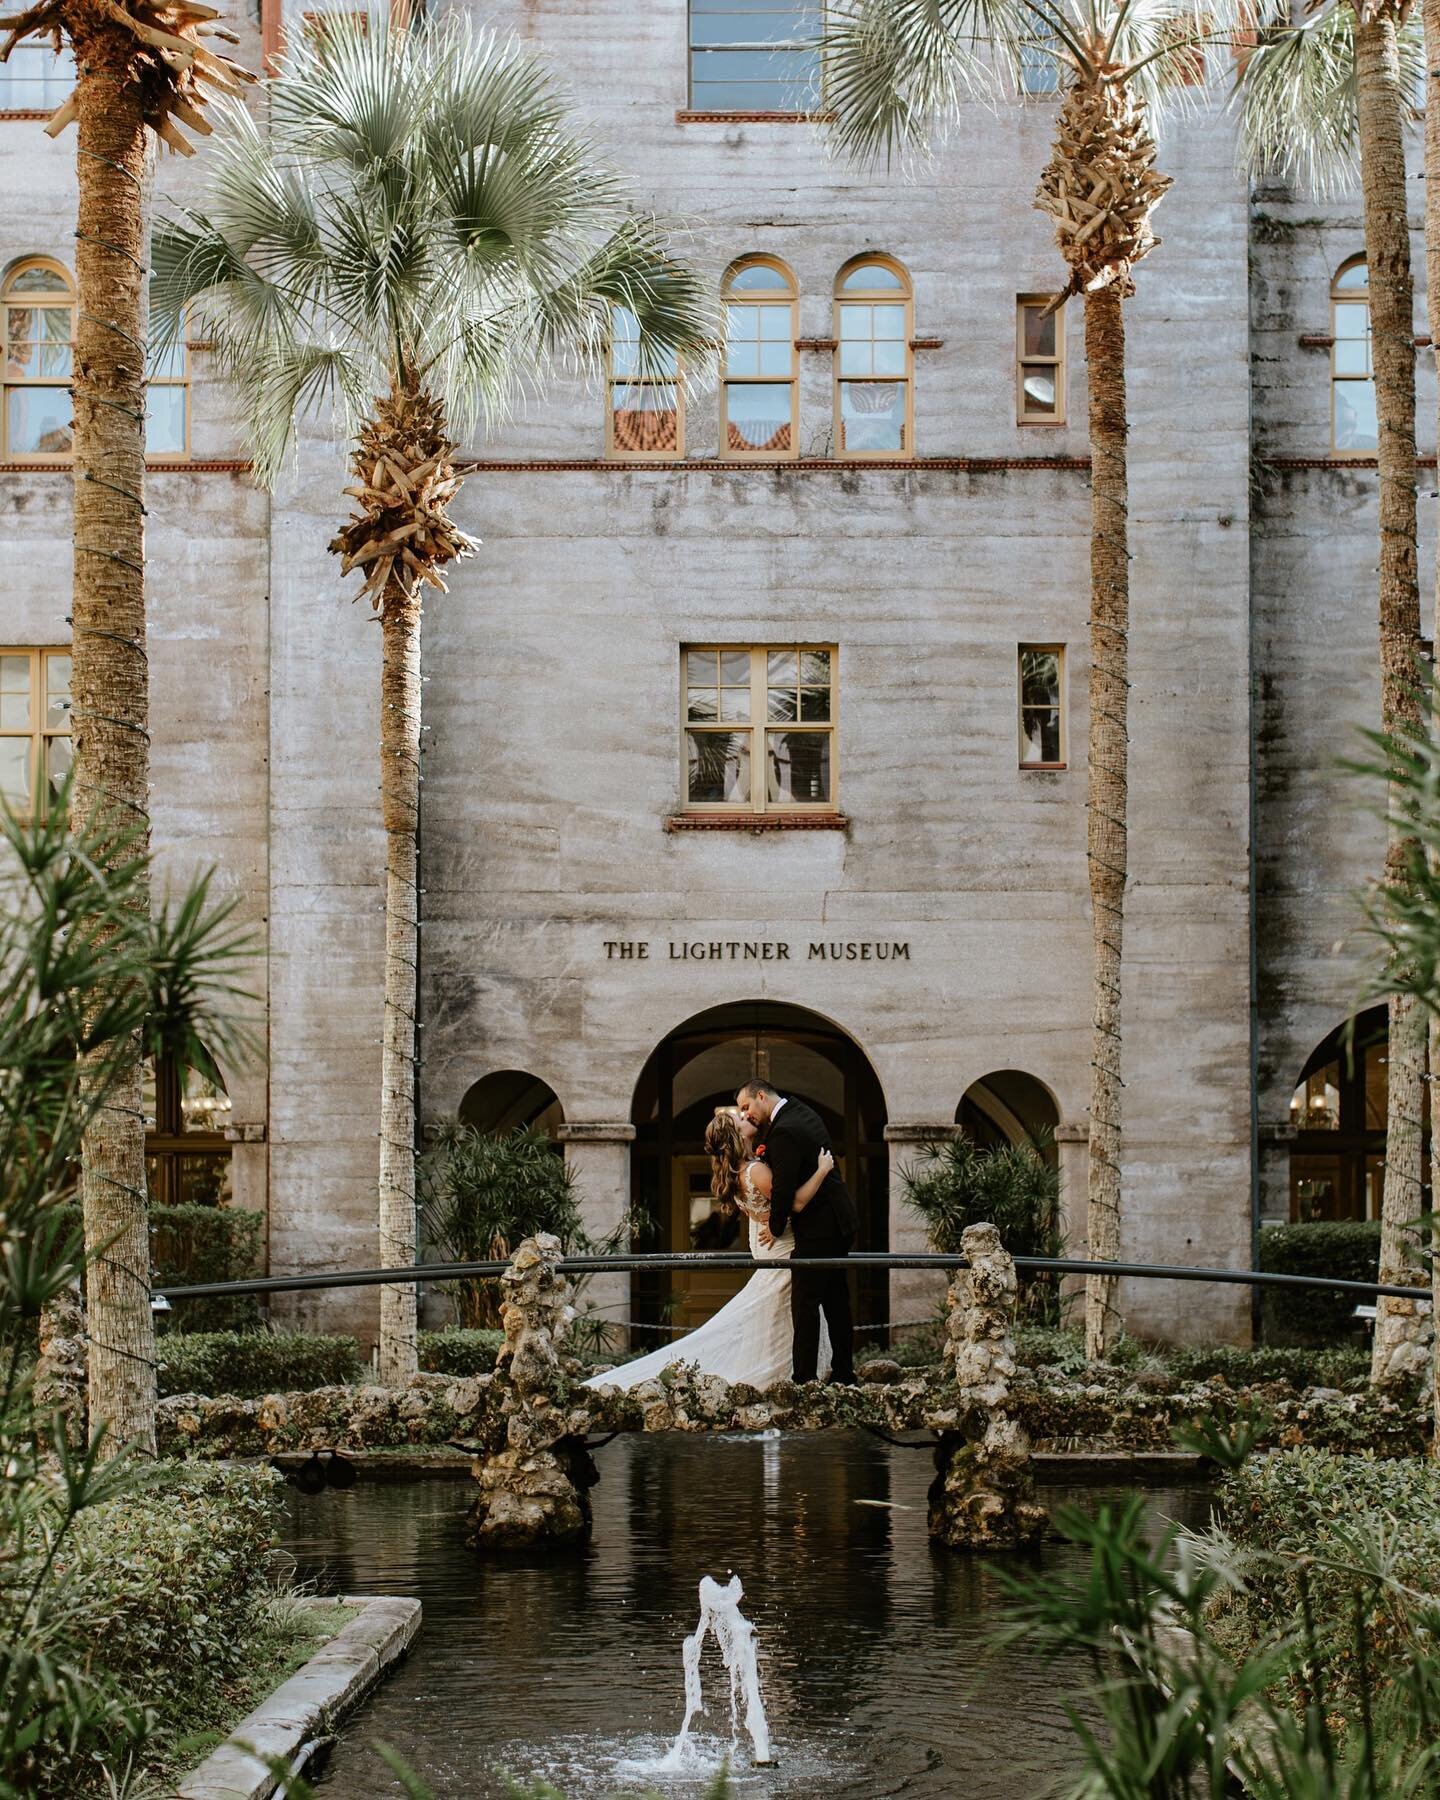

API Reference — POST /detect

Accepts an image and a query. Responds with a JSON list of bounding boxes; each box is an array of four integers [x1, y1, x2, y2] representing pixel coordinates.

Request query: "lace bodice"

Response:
[[735, 1164, 770, 1221]]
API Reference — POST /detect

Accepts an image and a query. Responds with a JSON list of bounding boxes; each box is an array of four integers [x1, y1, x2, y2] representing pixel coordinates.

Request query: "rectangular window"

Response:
[[1016, 296, 1065, 425], [145, 330, 189, 458], [1018, 645, 1064, 769], [0, 44, 75, 110], [607, 305, 681, 459], [1019, 37, 1059, 95], [0, 647, 71, 815], [689, 0, 822, 112], [683, 643, 836, 812]]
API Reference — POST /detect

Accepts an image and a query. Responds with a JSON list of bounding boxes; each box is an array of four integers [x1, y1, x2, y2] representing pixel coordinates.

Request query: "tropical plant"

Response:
[[824, 0, 1216, 1358], [0, 0, 251, 1459], [901, 1128, 1063, 1320], [1235, 0, 1428, 1389], [152, 14, 712, 1386], [0, 795, 256, 1791]]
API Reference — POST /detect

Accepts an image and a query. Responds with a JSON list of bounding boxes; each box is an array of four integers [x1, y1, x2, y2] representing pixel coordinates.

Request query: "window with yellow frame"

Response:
[[1331, 256, 1377, 457], [721, 257, 798, 458], [834, 256, 913, 459], [1016, 295, 1065, 425], [607, 303, 683, 459], [1018, 644, 1065, 769], [146, 324, 189, 459], [3, 257, 74, 461], [682, 644, 837, 812], [0, 647, 71, 814]]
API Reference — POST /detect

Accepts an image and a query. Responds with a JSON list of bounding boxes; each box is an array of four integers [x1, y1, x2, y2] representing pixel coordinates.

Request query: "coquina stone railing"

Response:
[[463, 1225, 1047, 1554]]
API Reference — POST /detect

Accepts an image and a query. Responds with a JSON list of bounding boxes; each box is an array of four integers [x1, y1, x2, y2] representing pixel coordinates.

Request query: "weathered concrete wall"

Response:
[[1249, 176, 1436, 1223]]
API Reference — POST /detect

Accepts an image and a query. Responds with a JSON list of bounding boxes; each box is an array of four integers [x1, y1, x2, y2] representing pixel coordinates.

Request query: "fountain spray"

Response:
[[663, 1573, 774, 1768]]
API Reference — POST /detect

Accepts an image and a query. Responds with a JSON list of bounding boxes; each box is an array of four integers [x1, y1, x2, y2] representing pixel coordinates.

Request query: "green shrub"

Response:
[[1259, 1220, 1381, 1346], [157, 1329, 364, 1397], [1162, 1343, 1373, 1390], [1213, 1447, 1440, 1716], [418, 1326, 503, 1376], [54, 1199, 265, 1333]]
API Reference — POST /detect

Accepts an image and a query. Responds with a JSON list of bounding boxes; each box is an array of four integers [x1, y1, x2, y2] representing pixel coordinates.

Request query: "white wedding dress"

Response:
[[584, 1164, 831, 1391]]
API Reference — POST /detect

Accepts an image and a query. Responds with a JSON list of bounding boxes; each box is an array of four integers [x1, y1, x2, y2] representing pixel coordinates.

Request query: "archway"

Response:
[[629, 1002, 888, 1343], [458, 1069, 564, 1141], [1286, 1006, 1429, 1221], [957, 1070, 1060, 1161]]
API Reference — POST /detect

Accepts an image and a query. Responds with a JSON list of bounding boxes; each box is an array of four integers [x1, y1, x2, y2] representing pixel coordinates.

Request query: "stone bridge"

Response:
[[467, 1223, 1047, 1556]]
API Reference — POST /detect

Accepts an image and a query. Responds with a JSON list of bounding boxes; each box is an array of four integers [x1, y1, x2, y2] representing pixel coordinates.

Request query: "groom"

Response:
[[737, 1079, 856, 1384]]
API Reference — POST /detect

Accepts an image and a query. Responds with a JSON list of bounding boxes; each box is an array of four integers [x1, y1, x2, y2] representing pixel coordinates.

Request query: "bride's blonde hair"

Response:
[[704, 1110, 748, 1213]]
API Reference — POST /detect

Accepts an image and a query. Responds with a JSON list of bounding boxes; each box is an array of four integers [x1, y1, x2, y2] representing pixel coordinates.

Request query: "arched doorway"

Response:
[[1287, 1007, 1429, 1221], [957, 1069, 1060, 1156], [458, 1069, 564, 1141], [630, 1002, 888, 1343]]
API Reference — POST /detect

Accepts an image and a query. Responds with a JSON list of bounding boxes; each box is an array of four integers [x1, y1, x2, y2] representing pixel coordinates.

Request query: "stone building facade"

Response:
[[1, 2, 1429, 1350]]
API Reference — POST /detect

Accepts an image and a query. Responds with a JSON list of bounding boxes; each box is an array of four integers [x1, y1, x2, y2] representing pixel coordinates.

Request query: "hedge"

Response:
[[1258, 1220, 1381, 1346], [157, 1330, 365, 1398], [418, 1327, 502, 1377], [54, 1201, 264, 1333], [1214, 1448, 1440, 1715], [31, 1463, 282, 1796]]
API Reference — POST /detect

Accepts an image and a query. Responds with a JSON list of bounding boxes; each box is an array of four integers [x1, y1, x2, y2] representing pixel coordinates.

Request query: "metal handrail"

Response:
[[155, 1250, 1430, 1304]]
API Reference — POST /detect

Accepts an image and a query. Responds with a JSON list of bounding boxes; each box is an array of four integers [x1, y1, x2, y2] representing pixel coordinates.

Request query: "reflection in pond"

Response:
[[279, 1433, 1210, 1798]]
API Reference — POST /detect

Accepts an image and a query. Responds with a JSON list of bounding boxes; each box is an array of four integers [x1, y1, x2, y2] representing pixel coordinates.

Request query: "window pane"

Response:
[[872, 304, 906, 339], [45, 731, 71, 802], [725, 381, 792, 452], [767, 650, 797, 685], [767, 686, 798, 722], [0, 739, 29, 810], [611, 385, 679, 454], [1335, 379, 1377, 452], [839, 381, 905, 453], [1333, 339, 1368, 377], [690, 3, 822, 46], [758, 304, 792, 339], [687, 730, 751, 803], [767, 730, 830, 804], [0, 655, 29, 730], [147, 337, 185, 380], [1333, 261, 1368, 292], [729, 263, 791, 292], [1022, 708, 1061, 764], [687, 690, 718, 722], [1020, 649, 1060, 709], [872, 339, 906, 376], [1022, 368, 1057, 414], [839, 262, 904, 292], [178, 1151, 234, 1207], [7, 261, 69, 295], [756, 338, 791, 377], [6, 385, 71, 455], [611, 306, 641, 378], [1293, 1063, 1341, 1131], [1364, 1043, 1388, 1131], [718, 650, 750, 683], [718, 686, 751, 721], [687, 649, 717, 688], [146, 383, 186, 455], [1333, 303, 1369, 341], [837, 341, 872, 376], [799, 649, 830, 684], [727, 339, 761, 377], [690, 47, 819, 110], [1022, 307, 1056, 357], [839, 303, 871, 338], [44, 653, 70, 728], [799, 685, 830, 721]]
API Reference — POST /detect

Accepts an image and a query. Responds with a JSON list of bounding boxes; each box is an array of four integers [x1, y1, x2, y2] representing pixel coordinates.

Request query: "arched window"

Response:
[[606, 303, 682, 459], [144, 1051, 234, 1207], [3, 258, 73, 461], [834, 257, 912, 459], [721, 257, 798, 458], [1331, 256, 1377, 456], [146, 329, 189, 458]]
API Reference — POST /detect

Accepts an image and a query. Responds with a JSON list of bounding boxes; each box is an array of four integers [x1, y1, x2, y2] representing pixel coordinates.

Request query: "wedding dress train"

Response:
[[584, 1169, 831, 1392]]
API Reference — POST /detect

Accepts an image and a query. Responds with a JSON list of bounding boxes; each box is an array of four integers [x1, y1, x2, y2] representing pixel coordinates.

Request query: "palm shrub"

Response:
[[901, 1129, 1063, 1320], [825, 0, 1221, 1358], [1237, 1, 1430, 1388], [0, 794, 256, 1792], [153, 13, 711, 1387]]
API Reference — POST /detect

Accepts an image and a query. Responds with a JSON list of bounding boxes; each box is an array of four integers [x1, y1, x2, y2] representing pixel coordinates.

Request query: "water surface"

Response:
[[279, 1433, 1209, 1798]]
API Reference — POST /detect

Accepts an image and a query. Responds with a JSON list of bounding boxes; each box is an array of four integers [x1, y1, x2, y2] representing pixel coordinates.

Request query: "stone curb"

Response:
[[176, 1595, 422, 1800]]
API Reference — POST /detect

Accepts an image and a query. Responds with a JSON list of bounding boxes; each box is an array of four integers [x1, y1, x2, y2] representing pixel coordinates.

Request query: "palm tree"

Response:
[[153, 14, 711, 1384], [0, 1, 250, 1452], [1238, 7, 1429, 1384], [825, 0, 1208, 1357]]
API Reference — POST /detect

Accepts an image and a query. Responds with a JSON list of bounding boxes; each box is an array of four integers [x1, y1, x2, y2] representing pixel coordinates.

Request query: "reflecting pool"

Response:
[[279, 1433, 1210, 1798]]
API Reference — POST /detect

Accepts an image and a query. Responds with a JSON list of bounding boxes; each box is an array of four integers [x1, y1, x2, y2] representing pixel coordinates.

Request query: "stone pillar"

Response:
[[557, 1122, 635, 1352], [467, 1235, 598, 1552], [928, 1222, 1047, 1552], [884, 1123, 957, 1341], [1054, 1122, 1089, 1315]]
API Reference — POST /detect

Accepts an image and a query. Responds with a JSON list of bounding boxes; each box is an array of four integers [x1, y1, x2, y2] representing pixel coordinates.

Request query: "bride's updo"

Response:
[[704, 1110, 748, 1213]]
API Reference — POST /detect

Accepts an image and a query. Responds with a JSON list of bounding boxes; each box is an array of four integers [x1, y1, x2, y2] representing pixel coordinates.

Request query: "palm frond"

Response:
[[1232, 4, 1361, 196]]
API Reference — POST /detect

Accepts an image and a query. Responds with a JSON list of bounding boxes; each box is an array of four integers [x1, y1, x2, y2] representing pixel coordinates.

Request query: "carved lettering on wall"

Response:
[[601, 939, 911, 962]]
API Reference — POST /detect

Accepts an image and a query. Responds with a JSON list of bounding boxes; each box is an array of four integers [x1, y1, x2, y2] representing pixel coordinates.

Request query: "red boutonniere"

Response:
[[755, 1144, 767, 1159]]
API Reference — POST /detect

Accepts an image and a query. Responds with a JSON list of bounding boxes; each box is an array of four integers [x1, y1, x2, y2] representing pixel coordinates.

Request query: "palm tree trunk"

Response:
[[1083, 281, 1129, 1360], [67, 26, 156, 1455], [1421, 0, 1440, 1436], [377, 554, 422, 1386], [1355, 8, 1429, 1385]]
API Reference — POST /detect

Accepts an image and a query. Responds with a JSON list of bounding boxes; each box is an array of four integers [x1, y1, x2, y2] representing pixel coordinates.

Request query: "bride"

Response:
[[585, 1108, 834, 1391]]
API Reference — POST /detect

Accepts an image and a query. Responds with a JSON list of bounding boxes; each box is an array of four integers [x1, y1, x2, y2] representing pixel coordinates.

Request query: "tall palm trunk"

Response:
[[1083, 282, 1129, 1359], [1355, 8, 1429, 1384], [66, 24, 156, 1455], [333, 385, 475, 1385], [1421, 0, 1440, 1438]]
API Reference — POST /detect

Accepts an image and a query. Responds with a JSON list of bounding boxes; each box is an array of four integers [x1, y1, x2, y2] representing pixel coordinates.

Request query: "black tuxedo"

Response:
[[763, 1097, 856, 1383]]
